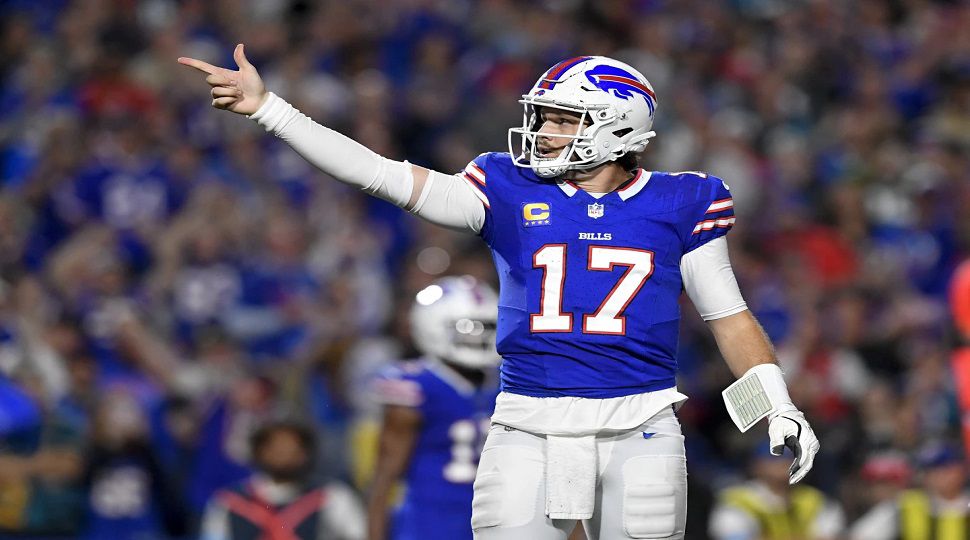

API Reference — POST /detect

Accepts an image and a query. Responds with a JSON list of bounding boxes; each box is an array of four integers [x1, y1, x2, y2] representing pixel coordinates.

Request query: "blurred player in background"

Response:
[[847, 451, 912, 529], [180, 46, 819, 539], [81, 388, 184, 540], [367, 276, 500, 540], [850, 442, 969, 540], [709, 445, 844, 540], [200, 419, 365, 540]]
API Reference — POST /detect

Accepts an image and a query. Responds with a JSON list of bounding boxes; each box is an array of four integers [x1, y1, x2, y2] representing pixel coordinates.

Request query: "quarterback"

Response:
[[180, 45, 820, 540]]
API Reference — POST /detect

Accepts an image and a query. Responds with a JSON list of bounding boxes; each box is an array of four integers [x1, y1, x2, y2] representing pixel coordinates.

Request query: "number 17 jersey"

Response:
[[460, 152, 735, 399]]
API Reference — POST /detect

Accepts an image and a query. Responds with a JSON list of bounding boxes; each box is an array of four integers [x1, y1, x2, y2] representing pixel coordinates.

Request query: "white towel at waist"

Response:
[[545, 434, 596, 520]]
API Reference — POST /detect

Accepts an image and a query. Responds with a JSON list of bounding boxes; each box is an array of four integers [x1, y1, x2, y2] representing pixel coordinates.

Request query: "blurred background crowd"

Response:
[[0, 0, 968, 538]]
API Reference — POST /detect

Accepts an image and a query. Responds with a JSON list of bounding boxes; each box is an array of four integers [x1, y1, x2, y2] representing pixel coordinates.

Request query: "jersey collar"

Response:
[[555, 178, 580, 197], [555, 169, 651, 201]]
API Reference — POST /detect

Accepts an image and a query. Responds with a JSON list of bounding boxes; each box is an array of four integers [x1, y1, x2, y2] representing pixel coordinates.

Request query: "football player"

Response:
[[367, 276, 500, 540], [180, 45, 820, 540]]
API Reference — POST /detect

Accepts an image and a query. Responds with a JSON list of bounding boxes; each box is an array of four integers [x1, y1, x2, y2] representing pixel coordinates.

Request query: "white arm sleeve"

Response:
[[411, 169, 486, 233], [250, 92, 484, 233], [680, 236, 748, 320]]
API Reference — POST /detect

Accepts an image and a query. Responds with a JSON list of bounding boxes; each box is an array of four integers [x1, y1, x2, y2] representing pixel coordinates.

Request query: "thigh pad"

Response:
[[472, 429, 545, 531], [620, 455, 687, 539]]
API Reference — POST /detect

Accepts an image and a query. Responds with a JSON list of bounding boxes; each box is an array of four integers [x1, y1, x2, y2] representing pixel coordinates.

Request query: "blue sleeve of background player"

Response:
[[370, 363, 432, 416], [678, 173, 736, 253]]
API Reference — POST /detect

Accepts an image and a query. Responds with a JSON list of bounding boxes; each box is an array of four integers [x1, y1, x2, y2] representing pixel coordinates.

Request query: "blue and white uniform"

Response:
[[451, 153, 743, 540], [372, 360, 499, 540], [249, 71, 753, 539], [449, 153, 745, 441], [467, 152, 734, 398]]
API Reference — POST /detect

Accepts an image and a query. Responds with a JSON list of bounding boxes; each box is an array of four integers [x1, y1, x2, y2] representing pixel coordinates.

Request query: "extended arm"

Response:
[[682, 238, 819, 484], [178, 45, 485, 233], [367, 405, 421, 540]]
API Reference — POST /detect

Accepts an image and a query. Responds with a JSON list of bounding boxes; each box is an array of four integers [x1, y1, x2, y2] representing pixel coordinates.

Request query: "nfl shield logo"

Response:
[[587, 203, 605, 219]]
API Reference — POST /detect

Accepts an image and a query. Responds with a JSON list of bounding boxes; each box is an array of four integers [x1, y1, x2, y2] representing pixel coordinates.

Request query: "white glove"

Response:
[[722, 363, 820, 484], [767, 407, 820, 484]]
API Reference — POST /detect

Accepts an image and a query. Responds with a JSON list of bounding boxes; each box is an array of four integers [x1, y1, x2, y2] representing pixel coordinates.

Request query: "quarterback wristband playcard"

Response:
[[722, 372, 773, 432]]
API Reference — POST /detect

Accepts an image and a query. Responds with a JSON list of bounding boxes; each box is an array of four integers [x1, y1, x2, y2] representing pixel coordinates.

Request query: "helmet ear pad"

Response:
[[572, 112, 641, 161]]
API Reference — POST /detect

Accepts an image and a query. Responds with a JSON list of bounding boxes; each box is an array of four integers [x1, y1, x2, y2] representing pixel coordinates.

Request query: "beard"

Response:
[[262, 463, 310, 483]]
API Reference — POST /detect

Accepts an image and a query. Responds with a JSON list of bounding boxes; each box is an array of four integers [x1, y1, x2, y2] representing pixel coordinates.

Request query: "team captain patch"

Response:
[[523, 202, 551, 227]]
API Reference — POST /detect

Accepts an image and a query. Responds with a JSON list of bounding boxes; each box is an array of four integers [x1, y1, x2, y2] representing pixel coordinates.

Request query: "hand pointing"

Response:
[[178, 43, 267, 115]]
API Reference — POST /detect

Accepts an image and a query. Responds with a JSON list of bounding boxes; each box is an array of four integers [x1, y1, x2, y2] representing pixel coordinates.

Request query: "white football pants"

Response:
[[471, 406, 687, 540]]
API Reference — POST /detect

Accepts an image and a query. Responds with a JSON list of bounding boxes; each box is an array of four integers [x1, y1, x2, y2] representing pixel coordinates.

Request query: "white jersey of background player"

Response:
[[179, 45, 820, 540]]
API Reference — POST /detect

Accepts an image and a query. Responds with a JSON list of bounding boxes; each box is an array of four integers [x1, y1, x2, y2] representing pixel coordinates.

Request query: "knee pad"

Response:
[[471, 444, 544, 531], [621, 455, 687, 539]]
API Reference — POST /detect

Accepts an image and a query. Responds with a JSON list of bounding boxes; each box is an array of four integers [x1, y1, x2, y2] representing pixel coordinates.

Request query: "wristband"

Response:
[[722, 363, 795, 432]]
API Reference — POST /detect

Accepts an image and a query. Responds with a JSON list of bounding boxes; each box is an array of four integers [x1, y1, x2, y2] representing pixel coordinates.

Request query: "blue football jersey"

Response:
[[459, 153, 735, 399], [372, 359, 498, 540]]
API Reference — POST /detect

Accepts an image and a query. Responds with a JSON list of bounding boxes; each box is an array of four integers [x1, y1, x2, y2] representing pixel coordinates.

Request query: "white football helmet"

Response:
[[508, 56, 658, 178], [410, 276, 500, 370]]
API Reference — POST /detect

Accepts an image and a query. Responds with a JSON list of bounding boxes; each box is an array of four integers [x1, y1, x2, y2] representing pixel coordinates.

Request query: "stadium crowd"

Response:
[[0, 0, 968, 538]]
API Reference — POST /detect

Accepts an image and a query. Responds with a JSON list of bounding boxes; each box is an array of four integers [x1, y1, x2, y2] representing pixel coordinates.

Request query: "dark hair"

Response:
[[616, 152, 639, 172], [249, 419, 317, 457]]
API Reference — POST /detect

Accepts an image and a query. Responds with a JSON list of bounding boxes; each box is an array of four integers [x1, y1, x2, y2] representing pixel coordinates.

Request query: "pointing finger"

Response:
[[178, 56, 221, 75]]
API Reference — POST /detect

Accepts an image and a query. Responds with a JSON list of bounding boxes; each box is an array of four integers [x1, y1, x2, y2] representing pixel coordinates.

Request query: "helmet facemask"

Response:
[[508, 101, 609, 178], [440, 316, 498, 369]]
